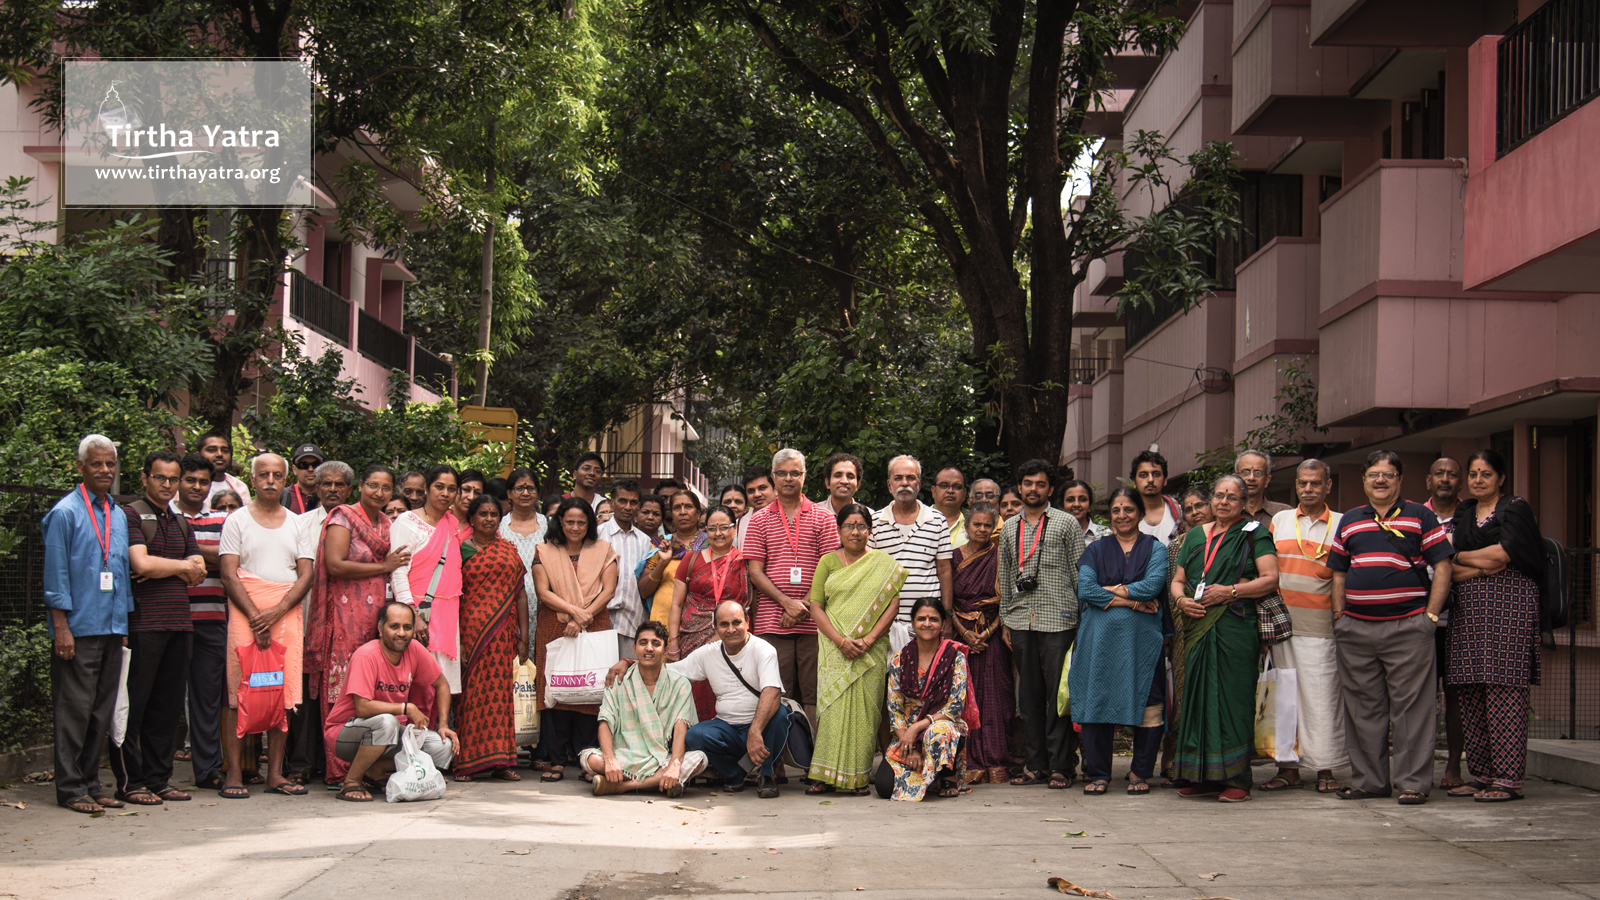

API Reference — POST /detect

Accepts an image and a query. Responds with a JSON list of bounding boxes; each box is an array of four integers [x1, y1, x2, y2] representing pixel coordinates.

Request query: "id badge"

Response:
[[100, 570, 114, 593], [789, 566, 802, 585], [1192, 581, 1205, 599]]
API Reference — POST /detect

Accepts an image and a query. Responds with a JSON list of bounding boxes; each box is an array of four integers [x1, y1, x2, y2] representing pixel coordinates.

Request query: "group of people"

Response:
[[40, 431, 1544, 813]]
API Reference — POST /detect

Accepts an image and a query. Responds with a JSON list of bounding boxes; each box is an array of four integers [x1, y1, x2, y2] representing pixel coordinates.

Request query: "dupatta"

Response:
[[409, 512, 463, 658]]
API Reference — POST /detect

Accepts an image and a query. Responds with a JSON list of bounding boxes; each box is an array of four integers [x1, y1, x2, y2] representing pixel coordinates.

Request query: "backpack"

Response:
[[126, 497, 191, 546], [1541, 537, 1570, 632]]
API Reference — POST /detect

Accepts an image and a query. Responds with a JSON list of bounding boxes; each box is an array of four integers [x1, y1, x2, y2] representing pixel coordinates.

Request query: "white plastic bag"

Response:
[[386, 725, 447, 803], [1253, 659, 1299, 764], [513, 658, 540, 746], [111, 646, 132, 746], [543, 630, 619, 708]]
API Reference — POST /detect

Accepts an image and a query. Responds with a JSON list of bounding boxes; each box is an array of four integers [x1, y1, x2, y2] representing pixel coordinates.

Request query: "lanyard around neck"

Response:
[[1293, 507, 1332, 560], [80, 485, 111, 567]]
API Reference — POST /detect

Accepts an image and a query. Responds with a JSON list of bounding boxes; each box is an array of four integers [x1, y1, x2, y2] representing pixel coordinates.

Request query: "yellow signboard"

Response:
[[460, 405, 516, 477]]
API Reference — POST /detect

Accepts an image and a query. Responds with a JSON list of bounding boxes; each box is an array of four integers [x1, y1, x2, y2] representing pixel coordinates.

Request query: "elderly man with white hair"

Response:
[[299, 459, 355, 534], [744, 447, 840, 734], [216, 453, 316, 798], [44, 435, 136, 813], [870, 455, 954, 652], [1237, 449, 1292, 527]]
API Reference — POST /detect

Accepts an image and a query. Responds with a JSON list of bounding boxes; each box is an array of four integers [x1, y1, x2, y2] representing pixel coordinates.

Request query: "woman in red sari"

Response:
[[308, 465, 411, 784], [951, 502, 1012, 785], [667, 505, 748, 721], [455, 495, 530, 781]]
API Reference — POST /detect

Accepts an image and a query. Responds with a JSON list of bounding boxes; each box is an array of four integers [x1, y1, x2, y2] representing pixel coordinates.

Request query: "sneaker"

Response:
[[1217, 787, 1251, 803]]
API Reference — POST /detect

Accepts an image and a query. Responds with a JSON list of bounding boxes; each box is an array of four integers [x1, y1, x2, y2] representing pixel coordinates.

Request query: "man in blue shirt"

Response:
[[44, 434, 135, 814]]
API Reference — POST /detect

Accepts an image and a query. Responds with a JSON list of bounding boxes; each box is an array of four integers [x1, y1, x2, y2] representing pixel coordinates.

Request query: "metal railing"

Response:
[[413, 345, 452, 395], [357, 309, 410, 373], [1497, 0, 1600, 157], [1538, 547, 1600, 739], [288, 269, 351, 344], [200, 257, 237, 316], [1068, 357, 1111, 384]]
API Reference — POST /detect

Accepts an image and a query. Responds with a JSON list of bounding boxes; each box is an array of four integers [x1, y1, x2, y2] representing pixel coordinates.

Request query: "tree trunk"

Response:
[[190, 206, 285, 438], [473, 119, 498, 407]]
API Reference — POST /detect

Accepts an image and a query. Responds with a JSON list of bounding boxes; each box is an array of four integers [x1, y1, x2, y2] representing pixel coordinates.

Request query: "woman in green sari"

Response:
[[1168, 474, 1279, 803], [805, 502, 907, 795]]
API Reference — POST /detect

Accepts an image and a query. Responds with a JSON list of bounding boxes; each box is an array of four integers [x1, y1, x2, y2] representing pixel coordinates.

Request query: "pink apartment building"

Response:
[[1063, 0, 1600, 733], [0, 75, 455, 415]]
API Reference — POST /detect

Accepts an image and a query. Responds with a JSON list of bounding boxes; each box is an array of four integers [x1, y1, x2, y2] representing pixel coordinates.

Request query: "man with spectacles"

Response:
[[1328, 450, 1453, 805], [745, 449, 839, 734], [299, 460, 354, 534], [111, 451, 205, 807], [930, 465, 969, 550], [871, 456, 955, 651], [970, 478, 1001, 507], [599, 479, 653, 658], [566, 452, 608, 512], [285, 443, 324, 515], [1236, 449, 1291, 527]]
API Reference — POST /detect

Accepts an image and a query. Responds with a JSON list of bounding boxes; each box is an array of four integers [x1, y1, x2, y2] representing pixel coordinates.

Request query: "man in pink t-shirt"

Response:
[[743, 448, 840, 731], [324, 602, 458, 801]]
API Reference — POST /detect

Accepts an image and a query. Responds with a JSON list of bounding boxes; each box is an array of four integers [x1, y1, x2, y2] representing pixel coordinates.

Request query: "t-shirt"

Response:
[[323, 639, 442, 746], [123, 500, 200, 632], [1328, 501, 1453, 621], [173, 502, 229, 623], [207, 473, 251, 504], [1271, 507, 1342, 639], [666, 635, 783, 725], [218, 506, 315, 583], [869, 502, 952, 622], [741, 497, 840, 635]]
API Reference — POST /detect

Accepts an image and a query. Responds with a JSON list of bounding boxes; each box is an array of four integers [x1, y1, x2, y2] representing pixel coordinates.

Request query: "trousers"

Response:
[[1012, 628, 1079, 776], [186, 621, 227, 784], [1335, 613, 1437, 794], [51, 634, 122, 803], [109, 630, 191, 794], [685, 704, 794, 779], [334, 715, 454, 770]]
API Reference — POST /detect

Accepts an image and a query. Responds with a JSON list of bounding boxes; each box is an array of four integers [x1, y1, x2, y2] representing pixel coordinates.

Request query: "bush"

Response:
[[0, 623, 52, 754]]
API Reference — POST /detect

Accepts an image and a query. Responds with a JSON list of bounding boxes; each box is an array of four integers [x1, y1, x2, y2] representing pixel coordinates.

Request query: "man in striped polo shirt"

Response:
[[1328, 450, 1454, 805], [174, 453, 232, 790], [870, 455, 953, 653], [1264, 459, 1347, 794]]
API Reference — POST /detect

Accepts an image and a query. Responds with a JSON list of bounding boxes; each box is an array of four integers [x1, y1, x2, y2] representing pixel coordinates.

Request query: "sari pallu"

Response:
[[305, 505, 391, 781], [808, 550, 907, 789], [676, 548, 749, 721], [951, 542, 1012, 770], [533, 540, 617, 715], [456, 537, 528, 775], [1172, 520, 1274, 789], [648, 532, 709, 625]]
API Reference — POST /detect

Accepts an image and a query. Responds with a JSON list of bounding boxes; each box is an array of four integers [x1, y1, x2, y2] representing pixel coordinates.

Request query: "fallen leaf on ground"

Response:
[[1, 801, 24, 809], [818, 800, 833, 805], [1118, 863, 1137, 869], [200, 803, 217, 807], [501, 850, 530, 855], [1062, 831, 1087, 837], [23, 772, 52, 783], [117, 811, 138, 816], [1047, 876, 1126, 899], [672, 805, 698, 811], [1042, 817, 1072, 821], [1198, 872, 1225, 881]]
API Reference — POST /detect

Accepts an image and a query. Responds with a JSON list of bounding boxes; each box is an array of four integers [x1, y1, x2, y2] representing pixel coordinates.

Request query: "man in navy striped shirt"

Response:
[[1328, 450, 1454, 805]]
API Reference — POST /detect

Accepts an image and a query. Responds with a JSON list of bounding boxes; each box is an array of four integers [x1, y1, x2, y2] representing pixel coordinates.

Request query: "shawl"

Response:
[[895, 637, 962, 713], [305, 503, 390, 676], [1453, 496, 1546, 583], [407, 510, 463, 658], [534, 538, 619, 612], [1084, 530, 1157, 589]]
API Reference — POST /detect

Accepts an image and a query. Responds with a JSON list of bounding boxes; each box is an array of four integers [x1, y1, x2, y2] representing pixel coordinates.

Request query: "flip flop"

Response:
[[265, 782, 308, 796], [1259, 776, 1300, 791], [218, 785, 251, 799], [492, 769, 523, 782], [1397, 789, 1427, 805], [1316, 778, 1341, 794], [1127, 779, 1151, 795], [58, 796, 102, 814], [154, 787, 192, 802], [115, 789, 164, 806], [541, 768, 565, 783], [1474, 788, 1524, 803]]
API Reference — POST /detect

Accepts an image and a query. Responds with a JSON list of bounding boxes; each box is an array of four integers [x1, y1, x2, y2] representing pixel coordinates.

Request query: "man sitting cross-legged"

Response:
[[323, 601, 459, 802], [581, 621, 708, 797]]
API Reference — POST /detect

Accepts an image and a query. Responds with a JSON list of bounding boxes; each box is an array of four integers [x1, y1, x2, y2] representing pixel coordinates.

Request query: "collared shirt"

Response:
[[742, 496, 840, 635], [870, 501, 953, 621], [1248, 499, 1293, 528], [997, 506, 1085, 633], [1328, 500, 1452, 621], [300, 504, 331, 536], [945, 509, 969, 550], [598, 518, 655, 638], [1271, 506, 1343, 638], [42, 487, 134, 638], [172, 500, 228, 623], [123, 498, 200, 632]]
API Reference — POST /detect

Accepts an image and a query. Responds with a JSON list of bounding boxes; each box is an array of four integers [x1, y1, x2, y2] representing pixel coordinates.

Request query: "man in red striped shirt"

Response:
[[743, 448, 839, 734], [1328, 450, 1454, 805], [174, 453, 231, 791]]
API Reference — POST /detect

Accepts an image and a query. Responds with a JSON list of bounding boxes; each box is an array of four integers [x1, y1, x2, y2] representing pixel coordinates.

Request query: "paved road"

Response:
[[2, 759, 1597, 900]]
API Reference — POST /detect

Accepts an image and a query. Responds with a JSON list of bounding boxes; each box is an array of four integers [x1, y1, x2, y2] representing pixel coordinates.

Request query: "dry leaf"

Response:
[[1, 801, 25, 810], [1118, 863, 1136, 869], [672, 805, 698, 811], [766, 849, 780, 854], [1198, 872, 1225, 881], [1042, 817, 1073, 822], [501, 850, 530, 856], [1062, 831, 1087, 837], [1047, 877, 1127, 899]]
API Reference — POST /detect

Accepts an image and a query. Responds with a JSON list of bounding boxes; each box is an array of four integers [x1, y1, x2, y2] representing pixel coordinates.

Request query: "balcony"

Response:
[[289, 269, 351, 345], [1120, 292, 1237, 478], [1309, 0, 1514, 48], [1231, 0, 1389, 137], [357, 309, 410, 373], [1232, 237, 1321, 439], [414, 345, 453, 396]]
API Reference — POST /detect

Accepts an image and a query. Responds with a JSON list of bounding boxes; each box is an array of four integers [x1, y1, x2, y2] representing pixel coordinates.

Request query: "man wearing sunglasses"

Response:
[[285, 443, 325, 515]]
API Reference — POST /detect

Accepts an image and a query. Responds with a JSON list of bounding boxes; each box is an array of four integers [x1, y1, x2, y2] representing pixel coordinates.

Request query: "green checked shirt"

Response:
[[997, 506, 1086, 633]]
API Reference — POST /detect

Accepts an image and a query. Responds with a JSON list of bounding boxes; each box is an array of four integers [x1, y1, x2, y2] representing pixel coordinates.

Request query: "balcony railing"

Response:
[[1068, 357, 1111, 384], [288, 269, 351, 344], [1498, 0, 1600, 157], [357, 309, 410, 373], [413, 345, 452, 395], [199, 257, 237, 316]]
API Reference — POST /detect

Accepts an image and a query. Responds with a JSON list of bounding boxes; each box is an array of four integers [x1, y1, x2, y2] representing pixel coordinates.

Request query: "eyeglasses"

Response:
[[146, 474, 178, 486], [1212, 493, 1241, 502], [705, 525, 735, 533], [934, 482, 964, 491], [970, 491, 997, 500], [1363, 471, 1399, 482], [839, 523, 871, 532], [774, 470, 805, 480], [511, 485, 538, 494]]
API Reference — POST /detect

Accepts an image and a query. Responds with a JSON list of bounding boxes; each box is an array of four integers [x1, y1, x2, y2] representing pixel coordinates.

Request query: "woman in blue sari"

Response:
[[1071, 487, 1170, 795]]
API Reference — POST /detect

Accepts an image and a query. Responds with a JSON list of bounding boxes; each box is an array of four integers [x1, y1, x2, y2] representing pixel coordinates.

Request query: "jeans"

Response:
[[685, 704, 794, 780], [186, 621, 227, 784]]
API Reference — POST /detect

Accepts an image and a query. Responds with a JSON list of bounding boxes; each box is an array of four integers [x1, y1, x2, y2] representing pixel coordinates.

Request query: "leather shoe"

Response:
[[756, 775, 779, 799], [722, 779, 746, 793]]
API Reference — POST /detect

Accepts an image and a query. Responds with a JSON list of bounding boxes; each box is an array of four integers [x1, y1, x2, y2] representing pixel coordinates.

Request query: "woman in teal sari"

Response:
[[805, 503, 906, 795], [1168, 474, 1279, 803]]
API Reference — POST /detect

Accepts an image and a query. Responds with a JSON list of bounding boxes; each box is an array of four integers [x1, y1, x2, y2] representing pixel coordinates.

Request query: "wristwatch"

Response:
[[1425, 612, 1439, 623]]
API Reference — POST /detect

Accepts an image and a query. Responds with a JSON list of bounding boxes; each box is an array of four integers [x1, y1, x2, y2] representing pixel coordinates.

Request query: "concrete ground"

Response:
[[1, 758, 1598, 900]]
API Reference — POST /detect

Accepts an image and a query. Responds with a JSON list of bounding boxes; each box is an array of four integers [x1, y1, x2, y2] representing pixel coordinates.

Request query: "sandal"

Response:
[[154, 787, 191, 801], [337, 783, 373, 802], [454, 773, 475, 782], [806, 782, 836, 795], [848, 787, 872, 796], [1259, 775, 1300, 791], [1082, 780, 1109, 795], [1397, 789, 1427, 805], [116, 789, 164, 806], [1315, 778, 1341, 794], [1126, 778, 1151, 795], [265, 782, 308, 796], [1335, 787, 1390, 801], [1475, 788, 1524, 803], [194, 774, 225, 791], [938, 779, 961, 798], [1009, 769, 1044, 786], [218, 785, 251, 799], [492, 769, 522, 782], [1448, 782, 1489, 798], [541, 767, 565, 783], [1047, 771, 1072, 790], [1439, 776, 1467, 790], [90, 794, 124, 809], [174, 750, 192, 762], [58, 796, 102, 815]]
